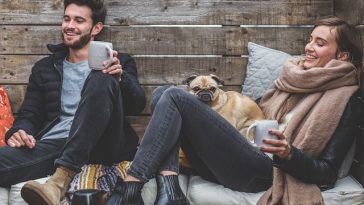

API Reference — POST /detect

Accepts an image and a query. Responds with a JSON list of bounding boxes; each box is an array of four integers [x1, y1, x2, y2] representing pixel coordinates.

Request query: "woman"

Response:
[[107, 17, 363, 205]]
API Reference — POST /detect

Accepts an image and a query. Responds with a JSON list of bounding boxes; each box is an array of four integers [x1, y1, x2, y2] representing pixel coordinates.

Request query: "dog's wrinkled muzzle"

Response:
[[197, 91, 213, 103]]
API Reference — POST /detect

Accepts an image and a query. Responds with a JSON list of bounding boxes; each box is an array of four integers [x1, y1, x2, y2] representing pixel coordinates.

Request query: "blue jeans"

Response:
[[128, 86, 273, 193], [0, 71, 133, 187]]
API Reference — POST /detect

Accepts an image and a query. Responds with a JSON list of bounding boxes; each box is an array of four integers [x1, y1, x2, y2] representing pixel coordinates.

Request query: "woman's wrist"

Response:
[[281, 143, 292, 160]]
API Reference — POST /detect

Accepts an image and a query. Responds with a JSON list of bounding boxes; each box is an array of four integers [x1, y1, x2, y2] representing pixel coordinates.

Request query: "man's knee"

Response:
[[83, 71, 120, 95]]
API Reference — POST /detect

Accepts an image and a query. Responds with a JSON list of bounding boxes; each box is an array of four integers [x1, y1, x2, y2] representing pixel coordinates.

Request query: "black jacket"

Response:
[[273, 91, 362, 190], [5, 43, 146, 159]]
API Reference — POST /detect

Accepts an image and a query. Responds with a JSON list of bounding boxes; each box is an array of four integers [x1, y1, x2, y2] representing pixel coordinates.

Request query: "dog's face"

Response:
[[184, 74, 224, 104]]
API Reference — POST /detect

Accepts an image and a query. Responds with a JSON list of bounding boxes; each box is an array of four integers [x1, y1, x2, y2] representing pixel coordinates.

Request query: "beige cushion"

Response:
[[187, 175, 364, 205]]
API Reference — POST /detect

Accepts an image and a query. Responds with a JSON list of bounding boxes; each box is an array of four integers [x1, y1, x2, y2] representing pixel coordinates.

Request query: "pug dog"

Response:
[[183, 74, 265, 141]]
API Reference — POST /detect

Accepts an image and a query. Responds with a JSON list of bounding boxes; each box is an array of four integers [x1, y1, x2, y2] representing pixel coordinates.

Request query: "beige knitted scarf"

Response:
[[257, 57, 358, 205]]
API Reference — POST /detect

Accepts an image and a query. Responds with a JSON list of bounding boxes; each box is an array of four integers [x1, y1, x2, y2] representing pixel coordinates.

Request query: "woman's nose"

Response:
[[305, 41, 314, 52]]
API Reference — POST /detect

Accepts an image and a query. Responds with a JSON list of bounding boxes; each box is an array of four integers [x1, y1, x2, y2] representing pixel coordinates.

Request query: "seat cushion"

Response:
[[8, 175, 363, 205], [7, 175, 189, 205], [187, 176, 263, 205], [9, 177, 49, 205], [0, 187, 9, 204], [323, 176, 364, 204], [187, 175, 364, 205]]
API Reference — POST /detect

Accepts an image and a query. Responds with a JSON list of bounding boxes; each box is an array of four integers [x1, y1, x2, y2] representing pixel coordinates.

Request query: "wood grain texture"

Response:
[[0, 55, 42, 84], [1, 0, 332, 25], [3, 85, 27, 114], [132, 56, 247, 85], [0, 55, 247, 85], [1, 25, 311, 55], [334, 0, 364, 25]]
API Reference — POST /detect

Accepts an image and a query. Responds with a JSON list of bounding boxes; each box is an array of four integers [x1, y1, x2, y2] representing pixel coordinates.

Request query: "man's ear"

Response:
[[91, 22, 103, 37], [337, 52, 350, 61]]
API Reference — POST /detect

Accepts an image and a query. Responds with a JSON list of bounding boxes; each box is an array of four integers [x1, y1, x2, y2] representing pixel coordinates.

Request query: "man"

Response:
[[0, 0, 146, 204]]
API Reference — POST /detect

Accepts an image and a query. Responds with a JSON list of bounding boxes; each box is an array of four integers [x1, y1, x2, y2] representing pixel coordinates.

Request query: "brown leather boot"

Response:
[[21, 166, 75, 205]]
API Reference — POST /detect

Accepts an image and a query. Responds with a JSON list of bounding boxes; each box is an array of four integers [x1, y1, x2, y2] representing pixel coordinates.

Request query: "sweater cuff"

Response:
[[273, 145, 299, 169]]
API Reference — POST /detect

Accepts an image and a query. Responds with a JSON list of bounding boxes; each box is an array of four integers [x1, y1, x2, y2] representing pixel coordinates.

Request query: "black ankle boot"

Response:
[[154, 175, 190, 205], [106, 178, 144, 205]]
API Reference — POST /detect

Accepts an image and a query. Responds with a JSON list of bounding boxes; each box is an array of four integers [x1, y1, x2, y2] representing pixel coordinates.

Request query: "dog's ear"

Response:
[[182, 75, 198, 86], [209, 74, 224, 86]]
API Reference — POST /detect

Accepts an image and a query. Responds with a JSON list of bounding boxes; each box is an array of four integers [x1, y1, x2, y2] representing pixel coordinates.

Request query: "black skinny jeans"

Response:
[[0, 71, 128, 187], [128, 86, 273, 193]]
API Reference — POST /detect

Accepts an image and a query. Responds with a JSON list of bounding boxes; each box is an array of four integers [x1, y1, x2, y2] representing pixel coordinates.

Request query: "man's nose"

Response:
[[66, 20, 76, 28]]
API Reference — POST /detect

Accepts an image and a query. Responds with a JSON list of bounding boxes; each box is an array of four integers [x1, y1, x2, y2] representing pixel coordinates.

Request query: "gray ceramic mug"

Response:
[[88, 41, 113, 70], [246, 120, 279, 147]]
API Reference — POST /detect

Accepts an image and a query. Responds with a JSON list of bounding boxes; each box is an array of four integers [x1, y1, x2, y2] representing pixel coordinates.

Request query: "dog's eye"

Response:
[[210, 87, 216, 92], [192, 87, 200, 92]]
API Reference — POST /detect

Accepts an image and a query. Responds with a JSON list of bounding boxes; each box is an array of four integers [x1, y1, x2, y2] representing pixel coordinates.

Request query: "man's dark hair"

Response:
[[64, 0, 107, 25]]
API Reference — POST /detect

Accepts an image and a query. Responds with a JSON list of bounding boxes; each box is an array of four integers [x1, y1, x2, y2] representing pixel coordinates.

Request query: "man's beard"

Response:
[[62, 30, 92, 49]]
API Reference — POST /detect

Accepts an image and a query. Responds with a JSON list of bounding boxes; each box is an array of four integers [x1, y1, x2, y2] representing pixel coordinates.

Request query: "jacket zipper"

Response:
[[34, 61, 63, 139]]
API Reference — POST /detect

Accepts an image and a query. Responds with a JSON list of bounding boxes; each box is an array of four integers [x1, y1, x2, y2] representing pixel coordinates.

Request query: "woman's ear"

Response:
[[91, 22, 103, 37], [337, 52, 350, 61]]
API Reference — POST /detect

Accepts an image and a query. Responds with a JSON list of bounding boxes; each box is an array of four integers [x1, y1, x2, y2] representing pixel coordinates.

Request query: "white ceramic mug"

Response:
[[246, 120, 279, 147], [88, 41, 113, 70]]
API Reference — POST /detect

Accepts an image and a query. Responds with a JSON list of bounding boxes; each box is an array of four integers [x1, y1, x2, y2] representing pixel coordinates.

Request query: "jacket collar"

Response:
[[47, 43, 68, 60], [47, 43, 68, 74]]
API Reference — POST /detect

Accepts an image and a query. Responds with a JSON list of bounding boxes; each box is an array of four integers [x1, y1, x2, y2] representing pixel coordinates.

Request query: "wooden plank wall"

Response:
[[334, 0, 364, 186], [1, 0, 363, 184]]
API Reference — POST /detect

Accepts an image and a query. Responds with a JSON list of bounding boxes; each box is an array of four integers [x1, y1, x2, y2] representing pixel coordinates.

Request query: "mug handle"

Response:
[[104, 45, 113, 68], [246, 122, 257, 143]]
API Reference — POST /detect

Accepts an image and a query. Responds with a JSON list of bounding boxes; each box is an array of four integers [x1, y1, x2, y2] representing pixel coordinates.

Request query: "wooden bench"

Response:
[[1, 0, 364, 188]]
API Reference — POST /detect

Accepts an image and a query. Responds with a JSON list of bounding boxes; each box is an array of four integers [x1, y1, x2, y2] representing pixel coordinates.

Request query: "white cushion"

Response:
[[187, 175, 263, 205], [324, 176, 364, 204], [6, 175, 364, 205], [242, 42, 291, 100], [0, 187, 9, 204], [9, 177, 49, 205], [6, 175, 188, 205], [187, 175, 364, 205]]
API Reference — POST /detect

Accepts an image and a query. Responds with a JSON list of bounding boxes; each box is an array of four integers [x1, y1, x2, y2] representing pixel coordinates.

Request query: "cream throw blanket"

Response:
[[257, 57, 358, 205]]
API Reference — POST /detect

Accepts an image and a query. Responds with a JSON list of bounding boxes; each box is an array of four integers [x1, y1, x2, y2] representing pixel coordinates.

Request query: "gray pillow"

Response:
[[242, 42, 291, 100]]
